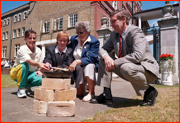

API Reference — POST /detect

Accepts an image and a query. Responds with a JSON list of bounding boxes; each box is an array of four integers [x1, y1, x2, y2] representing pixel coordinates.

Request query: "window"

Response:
[[17, 29, 20, 37], [18, 13, 21, 21], [2, 46, 7, 58], [68, 13, 78, 27], [54, 17, 63, 30], [13, 30, 16, 38], [6, 31, 8, 39], [14, 14, 17, 22], [43, 20, 50, 33], [112, 1, 117, 10], [14, 44, 20, 57], [23, 11, 27, 19], [7, 17, 9, 25], [22, 27, 25, 36], [2, 32, 5, 40], [3, 19, 6, 26], [122, 4, 125, 9]]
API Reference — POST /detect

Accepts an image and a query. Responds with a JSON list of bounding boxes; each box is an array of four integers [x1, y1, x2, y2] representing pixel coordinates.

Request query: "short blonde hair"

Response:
[[56, 31, 69, 45]]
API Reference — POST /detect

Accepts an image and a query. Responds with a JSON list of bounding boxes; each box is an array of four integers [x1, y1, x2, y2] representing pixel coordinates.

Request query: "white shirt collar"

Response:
[[121, 25, 129, 39], [55, 45, 67, 54], [25, 43, 37, 54], [75, 36, 91, 47]]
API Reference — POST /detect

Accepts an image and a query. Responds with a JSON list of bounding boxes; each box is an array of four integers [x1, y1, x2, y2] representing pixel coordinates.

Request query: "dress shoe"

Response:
[[140, 86, 158, 106], [89, 93, 113, 104]]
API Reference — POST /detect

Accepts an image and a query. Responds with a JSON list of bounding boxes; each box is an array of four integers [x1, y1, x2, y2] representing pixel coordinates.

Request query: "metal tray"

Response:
[[43, 71, 72, 78]]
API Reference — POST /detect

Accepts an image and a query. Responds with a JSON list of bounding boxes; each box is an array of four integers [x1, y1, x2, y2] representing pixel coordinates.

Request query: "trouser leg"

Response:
[[113, 63, 157, 96], [26, 71, 42, 87], [75, 65, 84, 89], [10, 62, 29, 88], [97, 58, 112, 88]]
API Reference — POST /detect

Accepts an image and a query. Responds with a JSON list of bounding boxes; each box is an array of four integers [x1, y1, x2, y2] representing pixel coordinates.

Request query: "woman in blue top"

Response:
[[68, 21, 99, 102]]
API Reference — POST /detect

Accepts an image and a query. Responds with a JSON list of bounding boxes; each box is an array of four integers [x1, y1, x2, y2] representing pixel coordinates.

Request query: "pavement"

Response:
[[1, 77, 136, 122]]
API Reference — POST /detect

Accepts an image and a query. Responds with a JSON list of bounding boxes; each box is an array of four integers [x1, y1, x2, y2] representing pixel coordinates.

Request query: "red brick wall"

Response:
[[1, 68, 11, 75]]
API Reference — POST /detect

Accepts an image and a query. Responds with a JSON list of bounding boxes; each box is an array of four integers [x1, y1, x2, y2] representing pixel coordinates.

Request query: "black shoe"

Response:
[[26, 87, 34, 95], [140, 86, 158, 106], [89, 93, 113, 104]]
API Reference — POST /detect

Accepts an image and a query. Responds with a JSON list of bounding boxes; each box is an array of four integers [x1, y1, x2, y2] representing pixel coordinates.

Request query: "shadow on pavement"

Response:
[[11, 91, 34, 98]]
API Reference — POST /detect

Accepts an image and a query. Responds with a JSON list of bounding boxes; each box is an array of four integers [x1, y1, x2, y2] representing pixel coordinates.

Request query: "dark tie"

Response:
[[118, 35, 123, 58]]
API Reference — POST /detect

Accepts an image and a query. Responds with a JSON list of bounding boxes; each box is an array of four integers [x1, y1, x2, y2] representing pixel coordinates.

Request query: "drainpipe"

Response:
[[9, 14, 13, 60], [132, 1, 133, 25]]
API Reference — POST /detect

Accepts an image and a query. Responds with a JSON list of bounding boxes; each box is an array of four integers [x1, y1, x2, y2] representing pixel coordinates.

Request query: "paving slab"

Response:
[[1, 77, 136, 122]]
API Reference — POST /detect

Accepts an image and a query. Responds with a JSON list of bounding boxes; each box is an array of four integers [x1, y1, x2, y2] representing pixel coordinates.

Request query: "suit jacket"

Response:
[[99, 25, 159, 78], [68, 35, 100, 70], [43, 45, 73, 68]]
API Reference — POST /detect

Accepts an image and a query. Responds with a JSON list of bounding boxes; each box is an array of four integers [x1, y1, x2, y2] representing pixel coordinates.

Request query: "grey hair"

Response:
[[75, 21, 91, 32]]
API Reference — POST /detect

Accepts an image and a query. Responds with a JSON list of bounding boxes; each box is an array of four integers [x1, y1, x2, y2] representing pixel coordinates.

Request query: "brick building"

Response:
[[1, 1, 144, 61]]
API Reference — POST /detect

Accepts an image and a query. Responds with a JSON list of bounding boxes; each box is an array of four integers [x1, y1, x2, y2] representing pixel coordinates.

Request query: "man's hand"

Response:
[[103, 54, 115, 72]]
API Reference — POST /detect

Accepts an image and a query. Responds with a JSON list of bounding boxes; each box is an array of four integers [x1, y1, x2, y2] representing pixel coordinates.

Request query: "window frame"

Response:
[[43, 20, 50, 33], [6, 31, 8, 40], [3, 19, 6, 26], [7, 17, 9, 25], [68, 13, 78, 28], [17, 28, 20, 38], [23, 11, 27, 20], [112, 1, 117, 10], [54, 17, 63, 31], [14, 14, 17, 23], [22, 27, 25, 36], [14, 44, 20, 57], [13, 30, 16, 38], [18, 13, 21, 22], [2, 32, 5, 40], [2, 46, 7, 58]]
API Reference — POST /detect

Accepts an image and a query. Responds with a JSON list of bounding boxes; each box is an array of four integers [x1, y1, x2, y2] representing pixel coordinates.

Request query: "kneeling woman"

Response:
[[69, 21, 100, 102], [10, 30, 50, 98]]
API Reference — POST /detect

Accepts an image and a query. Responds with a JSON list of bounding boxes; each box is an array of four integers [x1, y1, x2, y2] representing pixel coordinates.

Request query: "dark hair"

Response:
[[25, 30, 36, 38], [110, 9, 131, 25]]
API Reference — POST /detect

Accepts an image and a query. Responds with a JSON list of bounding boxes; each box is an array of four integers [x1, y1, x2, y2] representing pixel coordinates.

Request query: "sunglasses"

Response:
[[76, 31, 84, 35]]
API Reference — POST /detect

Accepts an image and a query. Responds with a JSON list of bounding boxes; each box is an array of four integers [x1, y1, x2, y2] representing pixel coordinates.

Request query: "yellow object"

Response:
[[10, 65, 22, 87]]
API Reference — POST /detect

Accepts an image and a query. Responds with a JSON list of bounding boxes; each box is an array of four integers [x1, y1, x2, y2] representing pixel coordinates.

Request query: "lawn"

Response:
[[1, 74, 17, 88], [82, 85, 179, 122]]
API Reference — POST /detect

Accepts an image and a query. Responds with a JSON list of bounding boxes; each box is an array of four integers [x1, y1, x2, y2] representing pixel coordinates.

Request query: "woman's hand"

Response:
[[69, 60, 78, 72], [35, 70, 43, 77]]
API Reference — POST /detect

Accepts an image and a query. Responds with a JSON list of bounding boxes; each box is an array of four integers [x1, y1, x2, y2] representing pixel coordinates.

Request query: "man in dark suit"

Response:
[[43, 31, 73, 68], [90, 9, 159, 106]]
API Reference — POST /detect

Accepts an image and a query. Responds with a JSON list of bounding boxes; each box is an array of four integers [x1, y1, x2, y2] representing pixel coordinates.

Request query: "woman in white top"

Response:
[[68, 21, 100, 102]]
